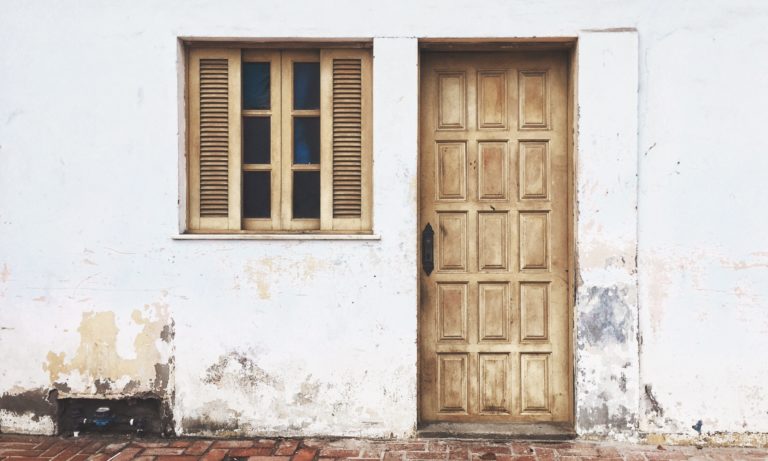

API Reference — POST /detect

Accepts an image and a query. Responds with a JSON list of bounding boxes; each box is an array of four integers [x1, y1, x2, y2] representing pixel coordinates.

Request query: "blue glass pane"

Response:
[[243, 171, 270, 218], [293, 171, 320, 219], [243, 62, 270, 110], [243, 117, 270, 164], [293, 62, 320, 110], [293, 117, 320, 164]]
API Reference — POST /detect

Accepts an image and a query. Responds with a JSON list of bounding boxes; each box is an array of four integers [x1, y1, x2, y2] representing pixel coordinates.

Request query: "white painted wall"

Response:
[[0, 0, 767, 442]]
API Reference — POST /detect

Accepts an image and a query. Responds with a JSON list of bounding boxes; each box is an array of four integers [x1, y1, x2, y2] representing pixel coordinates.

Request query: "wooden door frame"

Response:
[[415, 39, 578, 431]]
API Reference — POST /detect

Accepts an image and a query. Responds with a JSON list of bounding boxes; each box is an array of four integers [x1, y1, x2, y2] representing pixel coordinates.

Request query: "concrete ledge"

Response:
[[417, 422, 577, 440]]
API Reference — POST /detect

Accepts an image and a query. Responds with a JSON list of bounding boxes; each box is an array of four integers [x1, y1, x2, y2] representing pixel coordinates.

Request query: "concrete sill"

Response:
[[173, 233, 381, 241]]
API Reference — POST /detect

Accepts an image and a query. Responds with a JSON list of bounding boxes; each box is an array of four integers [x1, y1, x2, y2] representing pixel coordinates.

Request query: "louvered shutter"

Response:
[[188, 48, 242, 231], [320, 49, 373, 232]]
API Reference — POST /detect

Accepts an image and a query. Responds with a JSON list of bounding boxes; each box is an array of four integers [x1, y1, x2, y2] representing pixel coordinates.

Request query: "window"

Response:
[[186, 45, 372, 233]]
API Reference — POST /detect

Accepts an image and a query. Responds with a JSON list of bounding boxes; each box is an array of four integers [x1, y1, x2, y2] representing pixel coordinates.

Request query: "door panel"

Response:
[[419, 51, 571, 423]]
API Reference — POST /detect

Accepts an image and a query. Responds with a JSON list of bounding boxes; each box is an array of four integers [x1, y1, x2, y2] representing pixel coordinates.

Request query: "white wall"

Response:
[[1, 0, 767, 441]]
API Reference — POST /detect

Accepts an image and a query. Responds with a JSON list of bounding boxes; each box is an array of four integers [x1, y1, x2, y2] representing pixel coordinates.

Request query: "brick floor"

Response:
[[0, 435, 766, 461]]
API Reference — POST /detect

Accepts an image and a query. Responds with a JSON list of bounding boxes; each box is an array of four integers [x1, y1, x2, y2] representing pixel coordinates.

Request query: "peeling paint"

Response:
[[42, 304, 172, 395]]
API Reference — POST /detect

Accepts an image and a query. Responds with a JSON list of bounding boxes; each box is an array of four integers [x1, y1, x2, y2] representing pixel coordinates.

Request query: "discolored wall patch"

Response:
[[42, 303, 173, 396]]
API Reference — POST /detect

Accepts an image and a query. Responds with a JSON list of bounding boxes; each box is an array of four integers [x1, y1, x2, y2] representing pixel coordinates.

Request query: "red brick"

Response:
[[0, 436, 43, 442], [622, 453, 647, 461], [320, 450, 361, 459], [141, 449, 187, 456], [389, 444, 427, 452], [200, 449, 228, 461], [52, 447, 85, 461], [184, 441, 213, 456], [134, 457, 157, 461], [404, 452, 446, 460], [1, 457, 46, 461], [102, 443, 129, 454], [79, 442, 104, 455], [213, 441, 253, 449], [253, 441, 278, 449], [111, 448, 144, 461], [0, 444, 37, 450], [86, 454, 112, 461], [275, 440, 299, 456], [156, 456, 200, 461], [133, 443, 172, 449], [0, 450, 43, 457], [383, 452, 404, 461], [555, 448, 600, 457], [472, 447, 511, 455], [447, 449, 468, 460], [643, 452, 688, 460], [41, 442, 76, 457], [69, 455, 91, 461], [246, 457, 290, 461], [229, 448, 273, 457], [170, 442, 192, 448], [292, 447, 318, 461]]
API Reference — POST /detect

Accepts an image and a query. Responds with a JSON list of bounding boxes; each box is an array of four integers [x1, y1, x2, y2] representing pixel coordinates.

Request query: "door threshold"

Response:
[[417, 422, 576, 440]]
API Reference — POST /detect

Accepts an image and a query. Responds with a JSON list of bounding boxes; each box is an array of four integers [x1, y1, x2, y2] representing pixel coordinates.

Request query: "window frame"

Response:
[[184, 42, 373, 235]]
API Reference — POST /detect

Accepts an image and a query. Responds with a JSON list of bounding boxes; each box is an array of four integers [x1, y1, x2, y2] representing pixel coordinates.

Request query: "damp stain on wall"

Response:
[[0, 388, 57, 422], [42, 303, 173, 396]]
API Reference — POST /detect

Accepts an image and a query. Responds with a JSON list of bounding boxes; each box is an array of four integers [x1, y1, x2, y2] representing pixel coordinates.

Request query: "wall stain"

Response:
[[0, 388, 56, 422], [160, 321, 174, 343], [578, 403, 637, 431], [243, 256, 331, 300], [581, 286, 631, 345], [293, 375, 321, 405], [0, 263, 10, 283], [93, 378, 112, 394], [204, 351, 280, 390], [181, 399, 241, 435], [42, 303, 172, 395], [244, 259, 275, 299], [644, 384, 664, 417]]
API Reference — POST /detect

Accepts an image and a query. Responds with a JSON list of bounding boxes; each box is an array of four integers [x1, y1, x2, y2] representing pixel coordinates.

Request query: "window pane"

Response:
[[293, 117, 320, 164], [293, 171, 320, 219], [243, 117, 270, 164], [293, 62, 320, 110], [243, 171, 270, 218], [243, 62, 270, 110]]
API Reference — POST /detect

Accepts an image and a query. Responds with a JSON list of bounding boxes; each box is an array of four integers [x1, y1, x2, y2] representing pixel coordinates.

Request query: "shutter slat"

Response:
[[332, 58, 363, 218], [199, 58, 229, 218]]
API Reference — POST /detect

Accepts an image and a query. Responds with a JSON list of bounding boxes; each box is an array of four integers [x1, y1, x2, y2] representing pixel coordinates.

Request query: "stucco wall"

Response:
[[1, 0, 767, 442]]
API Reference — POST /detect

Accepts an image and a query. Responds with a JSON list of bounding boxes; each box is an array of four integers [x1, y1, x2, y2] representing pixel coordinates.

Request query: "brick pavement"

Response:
[[1, 434, 766, 461]]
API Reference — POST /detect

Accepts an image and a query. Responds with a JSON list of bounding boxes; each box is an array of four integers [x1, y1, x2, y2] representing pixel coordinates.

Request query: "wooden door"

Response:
[[419, 51, 571, 424]]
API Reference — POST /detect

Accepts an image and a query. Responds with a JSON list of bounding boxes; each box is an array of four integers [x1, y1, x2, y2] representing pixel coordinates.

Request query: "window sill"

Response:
[[173, 233, 381, 241]]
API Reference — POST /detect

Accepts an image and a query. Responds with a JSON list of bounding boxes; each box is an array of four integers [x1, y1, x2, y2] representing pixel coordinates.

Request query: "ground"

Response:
[[1, 435, 767, 461]]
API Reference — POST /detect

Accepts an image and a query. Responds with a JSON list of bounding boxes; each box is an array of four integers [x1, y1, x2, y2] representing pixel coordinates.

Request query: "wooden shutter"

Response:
[[320, 49, 373, 232], [188, 48, 241, 231]]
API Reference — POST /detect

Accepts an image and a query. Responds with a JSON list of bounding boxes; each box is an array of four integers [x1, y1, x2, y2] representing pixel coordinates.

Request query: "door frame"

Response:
[[415, 39, 578, 430]]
